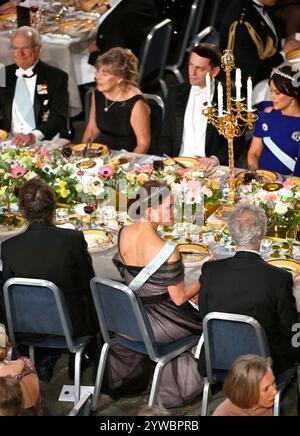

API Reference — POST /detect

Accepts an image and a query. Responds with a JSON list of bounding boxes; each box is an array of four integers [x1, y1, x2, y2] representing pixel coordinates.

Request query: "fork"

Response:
[[83, 137, 94, 157]]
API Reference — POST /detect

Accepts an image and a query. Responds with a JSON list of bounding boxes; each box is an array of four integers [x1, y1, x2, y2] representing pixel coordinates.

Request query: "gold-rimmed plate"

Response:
[[286, 49, 300, 62], [83, 229, 116, 252], [59, 19, 96, 36], [0, 213, 24, 229], [163, 157, 199, 168], [0, 129, 9, 141], [235, 169, 277, 185], [76, 159, 97, 169], [267, 258, 300, 277], [73, 143, 109, 157], [0, 12, 16, 20], [178, 243, 212, 267]]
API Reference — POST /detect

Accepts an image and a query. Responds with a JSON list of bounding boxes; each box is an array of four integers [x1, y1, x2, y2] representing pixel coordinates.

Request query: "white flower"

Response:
[[24, 171, 37, 181], [278, 188, 293, 198], [274, 203, 289, 215]]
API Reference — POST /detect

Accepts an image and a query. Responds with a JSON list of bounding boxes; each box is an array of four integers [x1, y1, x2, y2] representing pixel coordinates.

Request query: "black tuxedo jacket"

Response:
[[89, 0, 159, 65], [198, 251, 299, 374], [1, 224, 98, 337], [159, 83, 245, 164], [0, 60, 69, 139], [220, 0, 284, 86]]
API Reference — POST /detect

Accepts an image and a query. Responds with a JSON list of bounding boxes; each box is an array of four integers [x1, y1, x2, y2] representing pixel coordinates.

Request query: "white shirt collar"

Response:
[[15, 62, 38, 78]]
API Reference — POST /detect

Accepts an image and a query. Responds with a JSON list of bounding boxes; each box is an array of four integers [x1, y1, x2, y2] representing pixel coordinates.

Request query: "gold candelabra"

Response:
[[202, 49, 258, 203]]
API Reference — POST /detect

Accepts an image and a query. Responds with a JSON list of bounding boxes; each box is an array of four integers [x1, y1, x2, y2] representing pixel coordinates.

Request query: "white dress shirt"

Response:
[[12, 66, 44, 140], [180, 84, 214, 157]]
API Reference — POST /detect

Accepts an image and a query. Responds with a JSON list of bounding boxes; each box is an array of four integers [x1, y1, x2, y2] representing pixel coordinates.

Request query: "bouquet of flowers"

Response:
[[0, 143, 82, 205], [238, 179, 300, 232]]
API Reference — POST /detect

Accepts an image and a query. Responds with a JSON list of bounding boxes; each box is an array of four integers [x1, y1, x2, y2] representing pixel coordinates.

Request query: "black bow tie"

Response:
[[253, 2, 266, 14], [23, 73, 35, 78]]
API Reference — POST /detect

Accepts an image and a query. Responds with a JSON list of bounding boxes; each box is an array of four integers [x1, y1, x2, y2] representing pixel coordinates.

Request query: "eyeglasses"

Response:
[[11, 44, 39, 52]]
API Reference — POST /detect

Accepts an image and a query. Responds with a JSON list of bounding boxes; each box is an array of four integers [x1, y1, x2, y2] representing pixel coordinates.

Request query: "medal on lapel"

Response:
[[37, 84, 48, 95], [42, 110, 49, 122]]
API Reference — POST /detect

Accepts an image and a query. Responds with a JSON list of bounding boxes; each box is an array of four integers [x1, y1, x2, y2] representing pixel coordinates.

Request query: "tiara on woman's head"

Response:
[[271, 67, 295, 81]]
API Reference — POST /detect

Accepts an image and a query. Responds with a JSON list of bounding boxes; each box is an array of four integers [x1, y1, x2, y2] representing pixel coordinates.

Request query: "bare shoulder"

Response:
[[168, 246, 181, 263]]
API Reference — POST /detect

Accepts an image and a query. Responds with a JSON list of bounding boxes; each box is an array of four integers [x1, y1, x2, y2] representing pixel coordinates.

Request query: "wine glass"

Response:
[[61, 145, 72, 158], [84, 202, 95, 229], [30, 4, 39, 27], [286, 229, 296, 257]]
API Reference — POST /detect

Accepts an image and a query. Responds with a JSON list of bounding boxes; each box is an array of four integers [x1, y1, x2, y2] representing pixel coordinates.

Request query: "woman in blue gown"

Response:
[[248, 64, 300, 176]]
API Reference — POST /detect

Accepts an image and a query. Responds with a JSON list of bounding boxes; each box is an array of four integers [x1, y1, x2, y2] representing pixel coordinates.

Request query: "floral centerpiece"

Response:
[[0, 143, 222, 226], [238, 178, 300, 235], [0, 143, 81, 206]]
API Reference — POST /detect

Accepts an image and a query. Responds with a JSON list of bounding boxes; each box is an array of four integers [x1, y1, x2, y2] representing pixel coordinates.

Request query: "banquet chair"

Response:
[[90, 276, 200, 411], [191, 26, 220, 48], [138, 19, 173, 98], [166, 0, 207, 83], [3, 277, 92, 404], [201, 312, 299, 416], [142, 93, 164, 155], [67, 392, 92, 416]]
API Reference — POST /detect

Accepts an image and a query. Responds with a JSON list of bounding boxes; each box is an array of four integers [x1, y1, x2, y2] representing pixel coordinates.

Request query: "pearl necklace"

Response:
[[104, 90, 123, 112]]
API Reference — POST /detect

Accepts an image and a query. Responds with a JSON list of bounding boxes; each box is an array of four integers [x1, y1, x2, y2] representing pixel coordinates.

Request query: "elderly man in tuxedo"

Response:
[[159, 43, 245, 169], [220, 0, 300, 86], [198, 202, 300, 375], [88, 0, 159, 65], [0, 27, 69, 147]]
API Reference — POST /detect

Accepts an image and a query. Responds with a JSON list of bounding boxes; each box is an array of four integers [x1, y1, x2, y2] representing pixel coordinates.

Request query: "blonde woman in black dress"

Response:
[[82, 47, 150, 153]]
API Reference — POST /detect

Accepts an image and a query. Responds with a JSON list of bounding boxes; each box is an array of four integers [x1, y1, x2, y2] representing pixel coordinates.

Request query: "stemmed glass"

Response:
[[286, 229, 296, 258], [84, 200, 95, 229]]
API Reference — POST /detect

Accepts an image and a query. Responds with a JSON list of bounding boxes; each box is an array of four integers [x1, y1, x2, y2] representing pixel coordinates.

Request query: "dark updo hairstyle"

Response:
[[95, 47, 138, 87], [18, 177, 56, 225], [270, 64, 300, 106], [127, 180, 171, 220]]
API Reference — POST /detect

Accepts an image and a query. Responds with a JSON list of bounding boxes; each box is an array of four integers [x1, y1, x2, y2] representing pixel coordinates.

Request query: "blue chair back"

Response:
[[3, 278, 76, 351], [203, 312, 270, 383], [142, 93, 164, 155], [192, 26, 220, 48], [138, 19, 173, 88], [90, 277, 157, 358]]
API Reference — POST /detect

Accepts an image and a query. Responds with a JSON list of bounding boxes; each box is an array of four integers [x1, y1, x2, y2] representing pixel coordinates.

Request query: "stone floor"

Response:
[[40, 353, 299, 416]]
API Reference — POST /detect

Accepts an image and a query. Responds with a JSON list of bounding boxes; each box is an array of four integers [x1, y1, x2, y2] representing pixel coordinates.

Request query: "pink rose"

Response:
[[10, 165, 26, 179], [263, 193, 278, 203], [136, 165, 153, 173], [175, 169, 188, 177], [98, 165, 115, 178]]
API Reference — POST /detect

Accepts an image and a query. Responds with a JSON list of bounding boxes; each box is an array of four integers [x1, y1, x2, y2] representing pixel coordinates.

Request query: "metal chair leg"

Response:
[[201, 378, 210, 416], [74, 351, 83, 404], [148, 360, 166, 407], [91, 343, 110, 411]]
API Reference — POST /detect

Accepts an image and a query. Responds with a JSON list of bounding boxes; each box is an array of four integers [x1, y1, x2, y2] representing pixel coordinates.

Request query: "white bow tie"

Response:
[[15, 67, 35, 78]]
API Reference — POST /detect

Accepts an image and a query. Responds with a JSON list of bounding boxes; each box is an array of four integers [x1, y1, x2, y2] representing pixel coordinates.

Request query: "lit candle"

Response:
[[247, 77, 253, 112], [218, 82, 223, 117], [235, 68, 242, 101], [205, 72, 211, 107]]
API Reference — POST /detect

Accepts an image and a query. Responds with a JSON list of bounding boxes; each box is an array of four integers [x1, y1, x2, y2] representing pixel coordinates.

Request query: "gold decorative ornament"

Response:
[[202, 49, 258, 203]]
